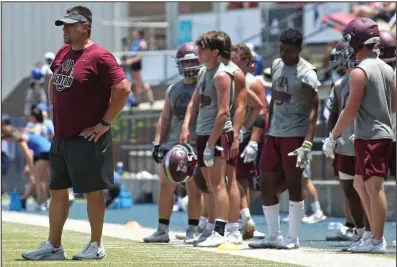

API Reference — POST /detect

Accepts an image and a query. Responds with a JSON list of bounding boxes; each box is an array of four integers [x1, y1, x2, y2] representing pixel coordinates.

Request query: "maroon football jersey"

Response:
[[50, 44, 125, 139]]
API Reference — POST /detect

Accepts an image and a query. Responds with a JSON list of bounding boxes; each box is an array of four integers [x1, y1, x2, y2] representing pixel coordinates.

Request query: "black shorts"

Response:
[[130, 61, 142, 71], [49, 130, 114, 193], [34, 152, 50, 163]]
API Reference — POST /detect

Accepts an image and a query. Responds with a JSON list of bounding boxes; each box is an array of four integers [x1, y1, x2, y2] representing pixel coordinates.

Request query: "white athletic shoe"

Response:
[[241, 218, 256, 240], [184, 228, 197, 244], [344, 231, 372, 252], [195, 231, 226, 247], [302, 212, 327, 224], [351, 237, 387, 254], [193, 228, 211, 244], [253, 230, 266, 239], [279, 236, 300, 249], [226, 230, 243, 245], [143, 229, 170, 243], [248, 235, 283, 249], [326, 225, 358, 241], [72, 242, 105, 260], [283, 214, 309, 223], [22, 241, 66, 260]]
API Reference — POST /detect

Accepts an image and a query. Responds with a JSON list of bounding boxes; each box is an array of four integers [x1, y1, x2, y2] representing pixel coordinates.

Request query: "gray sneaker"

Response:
[[143, 229, 170, 243]]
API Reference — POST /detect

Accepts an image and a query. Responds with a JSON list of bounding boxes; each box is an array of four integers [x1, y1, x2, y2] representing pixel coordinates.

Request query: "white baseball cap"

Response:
[[44, 52, 55, 60]]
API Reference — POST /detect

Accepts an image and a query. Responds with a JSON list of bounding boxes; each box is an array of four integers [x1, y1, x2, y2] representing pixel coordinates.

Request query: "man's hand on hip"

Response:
[[83, 123, 110, 142]]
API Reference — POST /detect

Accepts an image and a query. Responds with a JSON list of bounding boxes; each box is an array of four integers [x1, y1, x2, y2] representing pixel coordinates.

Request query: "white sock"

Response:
[[227, 222, 240, 233], [206, 223, 215, 233], [240, 208, 251, 221], [198, 216, 208, 229], [310, 201, 322, 214], [288, 201, 304, 240], [262, 204, 280, 237], [356, 227, 365, 236]]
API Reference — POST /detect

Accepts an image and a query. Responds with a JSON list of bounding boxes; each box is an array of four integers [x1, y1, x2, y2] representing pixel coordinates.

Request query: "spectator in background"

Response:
[[246, 43, 263, 76], [353, 2, 396, 23], [36, 103, 55, 140], [124, 29, 154, 106], [1, 115, 16, 178], [41, 52, 55, 78], [24, 66, 47, 117], [22, 108, 51, 140]]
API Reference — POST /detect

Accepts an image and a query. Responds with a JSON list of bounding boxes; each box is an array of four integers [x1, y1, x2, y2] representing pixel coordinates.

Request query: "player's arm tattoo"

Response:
[[304, 83, 319, 143], [328, 88, 339, 133], [208, 72, 232, 148], [332, 68, 365, 138]]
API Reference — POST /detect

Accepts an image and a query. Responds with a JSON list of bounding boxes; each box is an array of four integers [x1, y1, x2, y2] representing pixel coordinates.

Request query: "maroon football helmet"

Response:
[[175, 42, 202, 78], [193, 167, 229, 194], [163, 144, 197, 184], [341, 18, 380, 61], [379, 30, 396, 64]]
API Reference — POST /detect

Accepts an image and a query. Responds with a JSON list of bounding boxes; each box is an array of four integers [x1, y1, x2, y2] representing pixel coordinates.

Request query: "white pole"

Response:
[[165, 2, 179, 49]]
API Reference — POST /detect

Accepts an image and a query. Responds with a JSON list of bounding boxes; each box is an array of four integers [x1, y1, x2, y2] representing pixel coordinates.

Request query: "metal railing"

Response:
[[113, 50, 180, 85]]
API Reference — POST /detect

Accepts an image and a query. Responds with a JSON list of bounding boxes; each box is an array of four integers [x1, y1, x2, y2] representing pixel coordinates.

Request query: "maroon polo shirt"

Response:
[[50, 44, 126, 139]]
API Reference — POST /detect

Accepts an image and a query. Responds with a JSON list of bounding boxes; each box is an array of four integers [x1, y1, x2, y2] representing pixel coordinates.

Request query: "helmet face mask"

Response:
[[342, 18, 380, 64], [175, 42, 203, 78], [163, 144, 197, 184]]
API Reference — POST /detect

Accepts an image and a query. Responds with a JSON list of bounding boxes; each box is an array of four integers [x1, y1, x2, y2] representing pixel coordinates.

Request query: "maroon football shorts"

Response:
[[336, 154, 355, 176], [237, 136, 263, 181], [333, 153, 339, 177], [389, 142, 396, 177], [196, 131, 236, 168], [259, 136, 304, 173], [354, 139, 392, 181]]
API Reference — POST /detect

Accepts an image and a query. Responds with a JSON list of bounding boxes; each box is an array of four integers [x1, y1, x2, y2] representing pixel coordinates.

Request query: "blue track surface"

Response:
[[7, 201, 396, 253]]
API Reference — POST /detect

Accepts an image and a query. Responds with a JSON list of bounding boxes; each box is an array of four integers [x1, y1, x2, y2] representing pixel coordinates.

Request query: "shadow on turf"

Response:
[[16, 259, 77, 262]]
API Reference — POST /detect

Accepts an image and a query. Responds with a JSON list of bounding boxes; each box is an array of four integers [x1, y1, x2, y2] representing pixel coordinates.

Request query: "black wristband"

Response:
[[253, 115, 266, 128], [100, 119, 111, 127]]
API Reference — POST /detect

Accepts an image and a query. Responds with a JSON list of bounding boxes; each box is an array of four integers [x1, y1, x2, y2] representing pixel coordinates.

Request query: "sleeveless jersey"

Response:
[[26, 132, 51, 156], [161, 80, 197, 150], [196, 62, 234, 135], [334, 75, 355, 156], [130, 39, 146, 57], [354, 56, 394, 140], [269, 57, 317, 137]]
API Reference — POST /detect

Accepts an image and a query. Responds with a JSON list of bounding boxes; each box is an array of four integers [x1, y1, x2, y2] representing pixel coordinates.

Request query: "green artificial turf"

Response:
[[2, 222, 303, 267]]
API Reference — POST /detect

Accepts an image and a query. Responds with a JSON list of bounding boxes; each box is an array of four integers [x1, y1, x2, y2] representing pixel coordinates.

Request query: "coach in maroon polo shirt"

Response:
[[22, 6, 130, 261]]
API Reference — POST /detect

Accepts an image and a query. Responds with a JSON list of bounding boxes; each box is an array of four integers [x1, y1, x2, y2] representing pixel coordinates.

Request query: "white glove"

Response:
[[322, 133, 345, 159], [239, 126, 247, 143], [203, 142, 224, 167], [240, 141, 258, 163], [288, 141, 313, 169]]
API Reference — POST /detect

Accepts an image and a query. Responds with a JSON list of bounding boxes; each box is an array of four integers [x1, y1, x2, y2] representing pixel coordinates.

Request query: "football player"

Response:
[[143, 42, 203, 244], [230, 43, 267, 239], [378, 30, 396, 181], [249, 28, 320, 249], [180, 31, 234, 247], [324, 41, 368, 251], [324, 18, 396, 253]]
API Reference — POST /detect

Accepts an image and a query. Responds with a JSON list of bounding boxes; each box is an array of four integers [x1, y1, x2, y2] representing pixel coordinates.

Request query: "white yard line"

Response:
[[2, 211, 395, 267]]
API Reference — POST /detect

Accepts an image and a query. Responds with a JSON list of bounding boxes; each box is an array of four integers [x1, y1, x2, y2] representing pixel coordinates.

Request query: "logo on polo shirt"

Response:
[[52, 59, 75, 92]]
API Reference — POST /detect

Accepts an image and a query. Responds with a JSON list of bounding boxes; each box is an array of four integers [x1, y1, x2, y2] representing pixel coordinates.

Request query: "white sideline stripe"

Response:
[[2, 211, 395, 267]]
